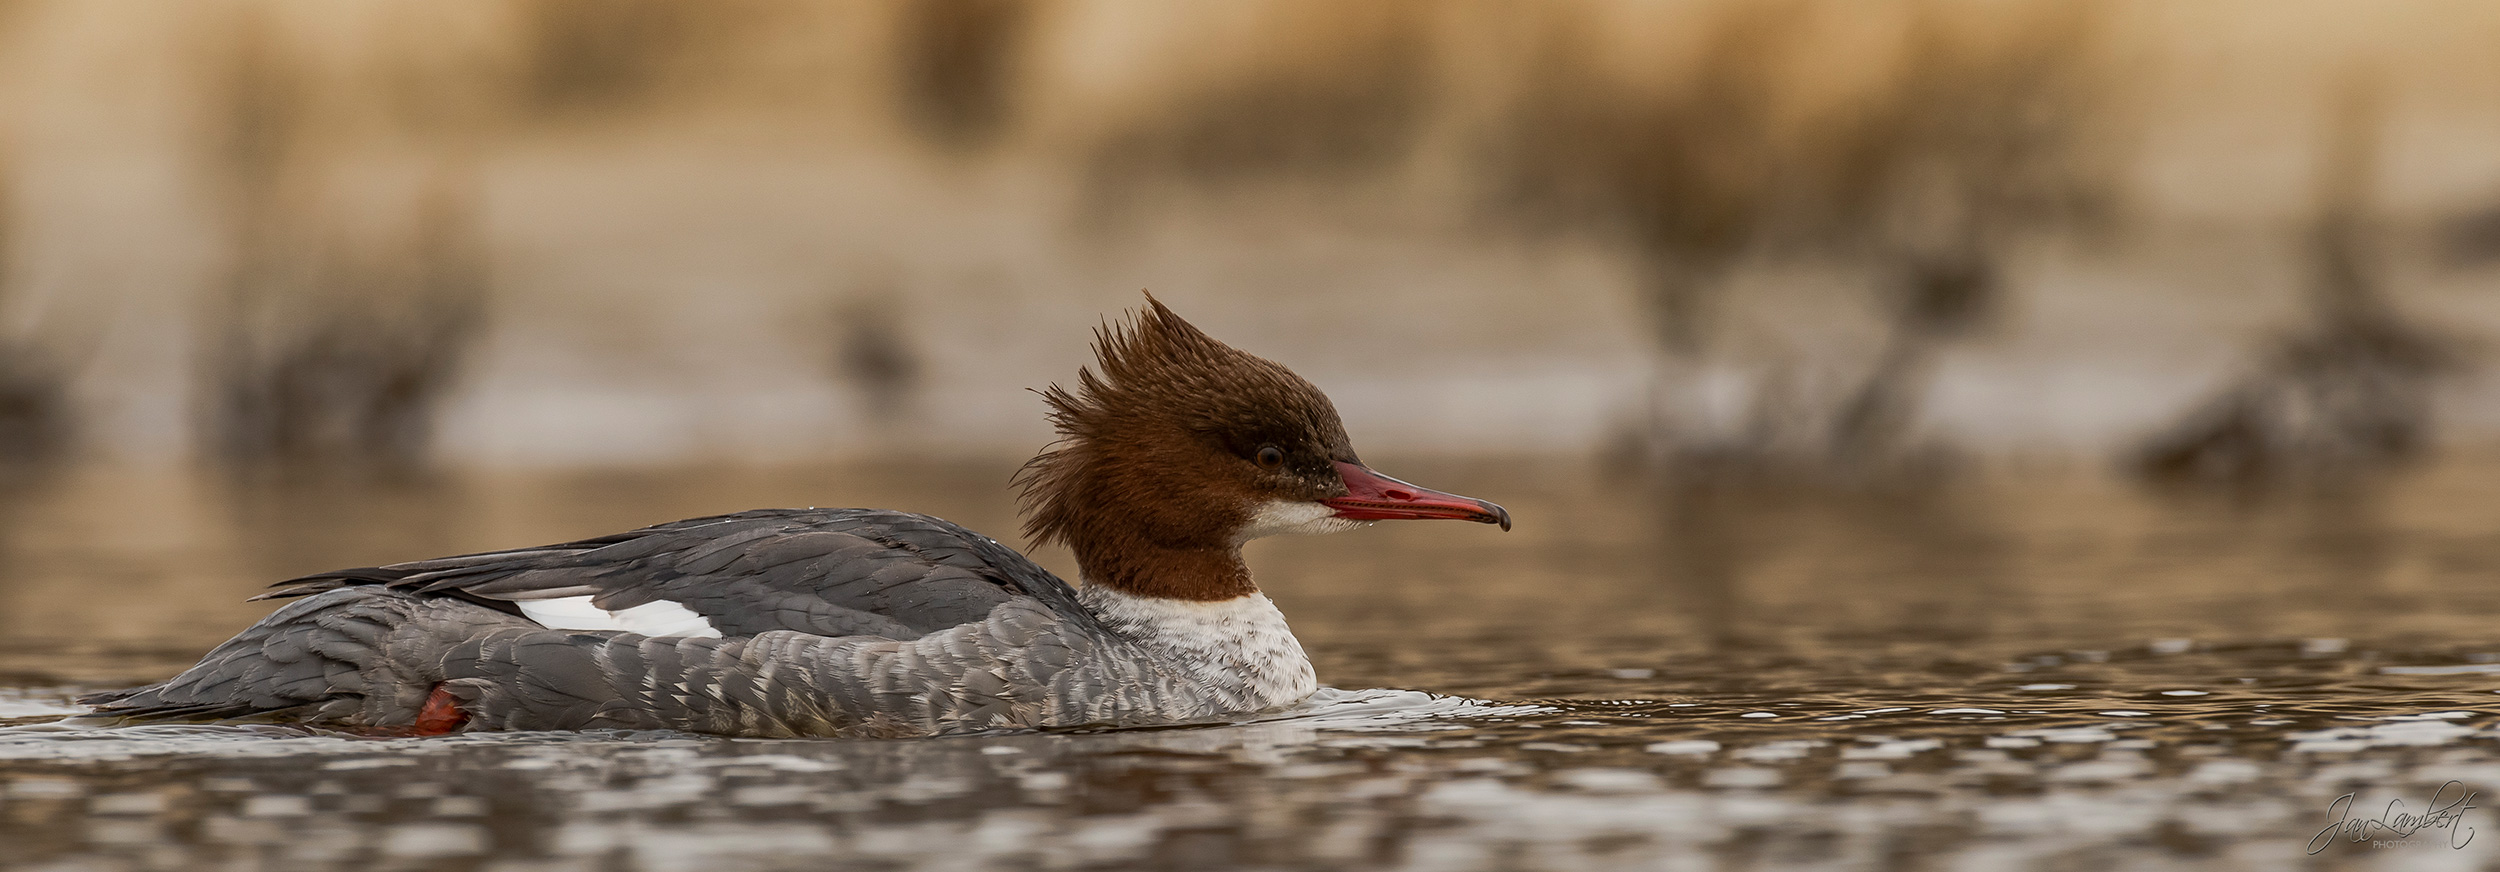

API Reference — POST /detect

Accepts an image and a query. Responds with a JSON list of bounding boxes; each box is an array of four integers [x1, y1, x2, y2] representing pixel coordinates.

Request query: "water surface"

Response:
[[5, 459, 2500, 870]]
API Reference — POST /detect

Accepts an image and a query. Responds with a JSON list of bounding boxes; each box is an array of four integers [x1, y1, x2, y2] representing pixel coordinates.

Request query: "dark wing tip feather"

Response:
[[75, 687, 140, 706], [253, 565, 422, 601], [76, 699, 273, 723]]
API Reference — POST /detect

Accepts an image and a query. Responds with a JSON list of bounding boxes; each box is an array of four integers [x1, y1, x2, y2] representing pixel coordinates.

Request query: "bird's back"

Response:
[[80, 509, 1127, 737]]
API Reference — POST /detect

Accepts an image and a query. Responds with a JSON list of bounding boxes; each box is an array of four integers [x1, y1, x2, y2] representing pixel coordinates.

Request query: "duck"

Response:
[[79, 295, 1510, 738]]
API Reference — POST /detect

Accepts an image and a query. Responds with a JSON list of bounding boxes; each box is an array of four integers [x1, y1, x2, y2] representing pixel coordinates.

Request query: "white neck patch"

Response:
[[1080, 586, 1319, 712], [1236, 499, 1368, 543]]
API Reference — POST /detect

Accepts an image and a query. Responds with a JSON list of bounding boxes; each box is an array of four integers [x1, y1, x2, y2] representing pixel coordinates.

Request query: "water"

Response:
[[6, 458, 2500, 870]]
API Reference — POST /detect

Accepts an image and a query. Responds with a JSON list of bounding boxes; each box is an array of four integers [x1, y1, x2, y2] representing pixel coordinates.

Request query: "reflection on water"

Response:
[[8, 459, 2500, 869]]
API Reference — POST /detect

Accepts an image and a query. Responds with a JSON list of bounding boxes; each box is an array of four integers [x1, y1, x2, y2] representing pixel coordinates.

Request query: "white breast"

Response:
[[516, 596, 724, 639], [1080, 586, 1319, 711]]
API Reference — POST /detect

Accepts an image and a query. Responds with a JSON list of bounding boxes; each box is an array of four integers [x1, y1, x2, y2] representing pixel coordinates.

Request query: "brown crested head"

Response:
[[1015, 294, 1357, 599], [1015, 294, 1510, 602]]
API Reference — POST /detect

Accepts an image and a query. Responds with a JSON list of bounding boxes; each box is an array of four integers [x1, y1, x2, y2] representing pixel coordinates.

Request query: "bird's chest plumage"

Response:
[[1077, 586, 1319, 713]]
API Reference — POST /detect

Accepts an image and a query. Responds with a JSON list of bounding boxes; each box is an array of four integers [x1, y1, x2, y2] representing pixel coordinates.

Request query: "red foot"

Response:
[[412, 684, 468, 736]]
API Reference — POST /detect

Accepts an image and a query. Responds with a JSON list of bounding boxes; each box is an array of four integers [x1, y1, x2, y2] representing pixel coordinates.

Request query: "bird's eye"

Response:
[[1255, 445, 1284, 469]]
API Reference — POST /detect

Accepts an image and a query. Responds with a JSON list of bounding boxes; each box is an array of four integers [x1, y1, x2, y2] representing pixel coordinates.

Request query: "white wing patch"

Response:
[[513, 596, 608, 630], [517, 596, 724, 639]]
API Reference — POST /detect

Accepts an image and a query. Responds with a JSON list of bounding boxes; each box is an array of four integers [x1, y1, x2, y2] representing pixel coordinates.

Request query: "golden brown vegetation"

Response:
[[2136, 75, 2460, 484], [201, 23, 488, 471], [1497, 1, 2120, 474]]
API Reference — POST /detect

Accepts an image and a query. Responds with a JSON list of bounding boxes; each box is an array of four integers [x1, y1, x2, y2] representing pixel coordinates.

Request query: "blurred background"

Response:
[[0, 0, 2489, 476]]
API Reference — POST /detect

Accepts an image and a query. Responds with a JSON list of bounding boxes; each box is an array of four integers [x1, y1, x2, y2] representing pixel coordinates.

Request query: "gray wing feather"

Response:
[[260, 508, 1102, 640]]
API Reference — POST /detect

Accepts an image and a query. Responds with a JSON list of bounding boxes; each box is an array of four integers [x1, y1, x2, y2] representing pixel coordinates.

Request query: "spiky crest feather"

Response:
[[1012, 293, 1351, 600]]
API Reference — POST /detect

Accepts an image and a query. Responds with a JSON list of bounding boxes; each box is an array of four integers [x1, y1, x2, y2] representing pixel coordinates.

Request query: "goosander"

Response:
[[81, 295, 1509, 738]]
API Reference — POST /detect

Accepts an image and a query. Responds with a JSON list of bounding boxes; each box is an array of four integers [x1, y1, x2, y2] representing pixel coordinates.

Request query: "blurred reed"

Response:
[[1081, 1, 1432, 221], [1496, 1, 1794, 354], [517, 0, 753, 119], [0, 346, 66, 468], [0, 163, 68, 469], [1499, 1, 2118, 478], [2136, 74, 2463, 485], [0, 0, 2480, 481], [200, 20, 489, 473], [205, 191, 488, 473], [895, 0, 1032, 151], [832, 297, 923, 426]]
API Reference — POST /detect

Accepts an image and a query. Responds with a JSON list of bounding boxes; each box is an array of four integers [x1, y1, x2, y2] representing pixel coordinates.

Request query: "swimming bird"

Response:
[[80, 296, 1509, 738]]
